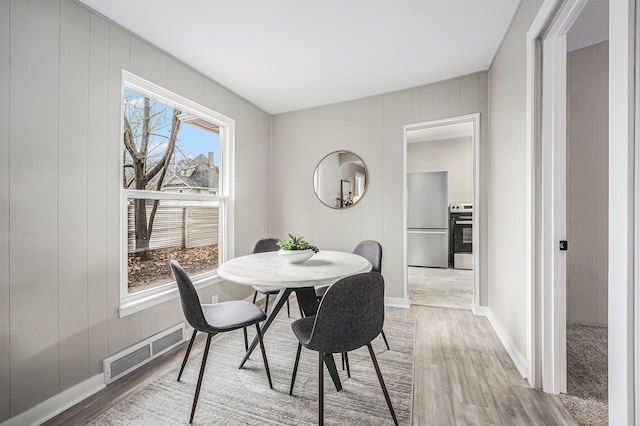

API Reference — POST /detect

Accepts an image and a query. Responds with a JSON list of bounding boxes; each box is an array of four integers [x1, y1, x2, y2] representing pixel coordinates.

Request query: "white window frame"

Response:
[[119, 71, 235, 318], [354, 171, 365, 198]]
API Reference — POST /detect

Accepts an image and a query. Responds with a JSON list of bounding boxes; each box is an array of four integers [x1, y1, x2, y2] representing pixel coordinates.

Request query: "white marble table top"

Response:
[[217, 250, 372, 288]]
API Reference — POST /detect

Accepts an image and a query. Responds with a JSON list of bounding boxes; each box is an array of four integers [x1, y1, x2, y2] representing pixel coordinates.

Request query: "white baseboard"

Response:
[[484, 309, 528, 378], [1, 373, 105, 426], [385, 296, 411, 309], [471, 304, 489, 316]]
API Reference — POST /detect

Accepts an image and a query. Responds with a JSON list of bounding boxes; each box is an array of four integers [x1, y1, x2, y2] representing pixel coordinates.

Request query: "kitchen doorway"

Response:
[[403, 114, 480, 310]]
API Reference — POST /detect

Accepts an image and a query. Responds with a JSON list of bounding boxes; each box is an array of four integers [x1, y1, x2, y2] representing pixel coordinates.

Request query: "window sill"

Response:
[[119, 272, 224, 318]]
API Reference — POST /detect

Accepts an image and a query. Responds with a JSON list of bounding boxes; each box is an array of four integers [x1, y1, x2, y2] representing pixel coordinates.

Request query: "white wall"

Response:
[[270, 72, 489, 302], [0, 0, 271, 421], [567, 41, 609, 326], [487, 0, 544, 366], [407, 137, 473, 205]]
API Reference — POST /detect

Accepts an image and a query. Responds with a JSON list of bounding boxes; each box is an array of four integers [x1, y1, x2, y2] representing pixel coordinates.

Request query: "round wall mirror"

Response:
[[313, 150, 368, 209]]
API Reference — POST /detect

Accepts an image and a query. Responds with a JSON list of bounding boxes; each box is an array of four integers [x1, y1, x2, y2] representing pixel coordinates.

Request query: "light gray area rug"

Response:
[[408, 266, 473, 310], [89, 316, 415, 425], [559, 323, 608, 425]]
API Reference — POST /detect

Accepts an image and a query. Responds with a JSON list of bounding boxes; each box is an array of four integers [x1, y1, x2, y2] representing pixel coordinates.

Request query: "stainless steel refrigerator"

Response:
[[407, 171, 449, 268]]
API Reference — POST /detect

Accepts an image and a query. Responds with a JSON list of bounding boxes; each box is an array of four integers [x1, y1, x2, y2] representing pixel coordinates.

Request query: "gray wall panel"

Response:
[[58, 0, 91, 391], [0, 0, 10, 420], [271, 72, 489, 300], [487, 0, 543, 359], [2, 0, 272, 421], [594, 41, 608, 326], [9, 0, 61, 415], [106, 24, 132, 355], [86, 11, 110, 377], [567, 41, 609, 326]]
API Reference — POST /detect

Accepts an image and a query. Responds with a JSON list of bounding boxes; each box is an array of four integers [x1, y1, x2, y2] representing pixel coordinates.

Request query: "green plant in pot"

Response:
[[277, 234, 319, 253], [277, 234, 319, 263]]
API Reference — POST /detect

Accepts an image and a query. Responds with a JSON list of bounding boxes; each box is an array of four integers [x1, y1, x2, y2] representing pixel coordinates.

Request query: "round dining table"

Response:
[[218, 250, 372, 391]]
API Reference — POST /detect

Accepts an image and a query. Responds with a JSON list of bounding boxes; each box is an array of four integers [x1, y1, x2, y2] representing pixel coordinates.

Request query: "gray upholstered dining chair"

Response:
[[289, 271, 397, 426], [170, 260, 272, 423], [315, 240, 390, 376], [250, 237, 292, 317]]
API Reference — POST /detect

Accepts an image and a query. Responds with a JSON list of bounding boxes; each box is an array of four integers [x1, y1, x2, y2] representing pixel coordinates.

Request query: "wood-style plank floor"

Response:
[[46, 303, 577, 425]]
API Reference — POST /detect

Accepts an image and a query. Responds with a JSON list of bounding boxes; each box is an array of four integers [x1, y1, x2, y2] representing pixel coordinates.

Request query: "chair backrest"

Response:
[[169, 260, 209, 332], [252, 237, 280, 254], [307, 272, 385, 354], [353, 240, 382, 273]]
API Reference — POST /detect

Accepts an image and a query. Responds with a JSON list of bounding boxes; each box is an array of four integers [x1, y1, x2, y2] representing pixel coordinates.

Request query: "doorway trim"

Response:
[[526, 0, 597, 395], [402, 113, 481, 310], [528, 1, 636, 423], [526, 0, 592, 395]]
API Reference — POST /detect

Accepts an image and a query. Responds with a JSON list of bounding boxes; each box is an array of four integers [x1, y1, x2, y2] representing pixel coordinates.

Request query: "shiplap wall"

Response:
[[487, 0, 544, 362], [567, 41, 609, 326], [270, 72, 489, 302], [0, 0, 271, 421]]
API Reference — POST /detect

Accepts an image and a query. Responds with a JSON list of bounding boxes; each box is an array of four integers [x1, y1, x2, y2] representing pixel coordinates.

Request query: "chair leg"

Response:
[[319, 351, 325, 426], [286, 298, 291, 317], [381, 329, 390, 350], [178, 329, 197, 382], [366, 343, 398, 426], [264, 294, 270, 314], [255, 323, 273, 389], [190, 334, 213, 424], [289, 342, 302, 395], [252, 291, 258, 304], [344, 352, 351, 378], [341, 352, 345, 370], [243, 327, 248, 352]]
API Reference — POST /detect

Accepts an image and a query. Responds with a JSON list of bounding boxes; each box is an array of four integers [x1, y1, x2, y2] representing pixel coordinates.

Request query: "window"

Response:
[[120, 71, 234, 317], [354, 171, 365, 201]]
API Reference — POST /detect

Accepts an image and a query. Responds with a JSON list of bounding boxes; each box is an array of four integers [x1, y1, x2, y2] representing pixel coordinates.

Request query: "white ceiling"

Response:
[[567, 0, 609, 52], [78, 0, 520, 115]]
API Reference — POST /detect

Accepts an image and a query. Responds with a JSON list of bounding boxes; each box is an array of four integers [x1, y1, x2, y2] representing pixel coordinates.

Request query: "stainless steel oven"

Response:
[[449, 203, 473, 269]]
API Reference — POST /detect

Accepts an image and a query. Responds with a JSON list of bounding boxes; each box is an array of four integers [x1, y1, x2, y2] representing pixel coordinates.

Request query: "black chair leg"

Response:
[[255, 323, 273, 389], [243, 327, 248, 352], [190, 334, 213, 423], [264, 294, 270, 314], [341, 352, 345, 370], [290, 342, 302, 395], [319, 351, 325, 426], [286, 298, 291, 317], [252, 291, 258, 304], [381, 329, 390, 350], [178, 329, 197, 381], [366, 343, 397, 426], [344, 351, 350, 378]]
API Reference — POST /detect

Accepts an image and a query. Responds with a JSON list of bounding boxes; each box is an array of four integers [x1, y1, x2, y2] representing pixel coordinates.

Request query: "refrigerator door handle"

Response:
[[407, 229, 447, 234]]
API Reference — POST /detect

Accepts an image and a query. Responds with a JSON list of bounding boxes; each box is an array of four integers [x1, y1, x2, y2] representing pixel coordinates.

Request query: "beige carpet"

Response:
[[408, 266, 473, 309], [88, 316, 415, 425], [559, 323, 608, 425]]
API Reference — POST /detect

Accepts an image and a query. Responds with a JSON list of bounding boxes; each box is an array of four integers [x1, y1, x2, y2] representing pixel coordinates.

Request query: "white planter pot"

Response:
[[278, 249, 314, 263]]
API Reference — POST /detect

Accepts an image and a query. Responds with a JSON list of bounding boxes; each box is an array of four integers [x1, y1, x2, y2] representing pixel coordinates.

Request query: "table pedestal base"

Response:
[[239, 286, 342, 392]]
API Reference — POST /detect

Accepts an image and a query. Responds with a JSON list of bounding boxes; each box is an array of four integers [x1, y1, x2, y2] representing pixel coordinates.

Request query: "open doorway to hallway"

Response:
[[558, 1, 609, 422], [404, 116, 477, 310]]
